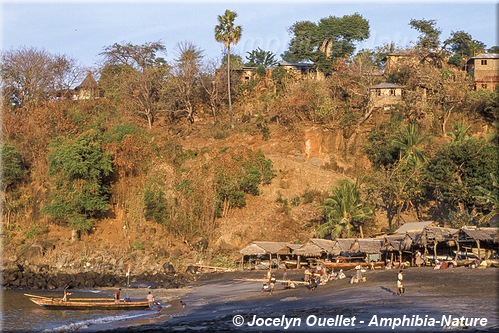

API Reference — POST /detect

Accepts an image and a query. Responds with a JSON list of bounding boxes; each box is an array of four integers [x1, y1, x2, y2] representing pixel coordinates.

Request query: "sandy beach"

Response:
[[91, 266, 498, 332]]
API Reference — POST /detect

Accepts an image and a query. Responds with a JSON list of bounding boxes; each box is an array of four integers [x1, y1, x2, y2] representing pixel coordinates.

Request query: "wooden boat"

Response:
[[322, 261, 385, 270], [26, 294, 150, 310]]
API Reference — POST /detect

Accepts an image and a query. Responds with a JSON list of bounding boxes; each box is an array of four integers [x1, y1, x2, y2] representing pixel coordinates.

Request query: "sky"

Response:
[[1, 0, 498, 69]]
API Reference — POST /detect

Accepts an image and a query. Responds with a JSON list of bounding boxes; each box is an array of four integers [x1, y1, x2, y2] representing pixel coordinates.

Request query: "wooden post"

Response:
[[434, 241, 438, 261], [453, 238, 460, 261], [477, 240, 481, 260], [297, 255, 301, 269]]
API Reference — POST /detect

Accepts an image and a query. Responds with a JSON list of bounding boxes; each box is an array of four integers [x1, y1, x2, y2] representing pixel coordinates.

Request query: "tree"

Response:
[[444, 31, 485, 67], [409, 18, 441, 52], [317, 178, 374, 238], [245, 47, 278, 67], [283, 13, 369, 73], [424, 139, 498, 222], [475, 173, 499, 226], [99, 41, 169, 129], [200, 59, 225, 123], [0, 144, 27, 191], [391, 122, 429, 167], [488, 46, 499, 54], [214, 9, 243, 129], [171, 41, 204, 123], [44, 130, 113, 237], [1, 46, 84, 109]]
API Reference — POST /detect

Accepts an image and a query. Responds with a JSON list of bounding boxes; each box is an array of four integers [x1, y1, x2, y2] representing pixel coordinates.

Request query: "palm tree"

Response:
[[214, 9, 242, 129], [317, 179, 374, 238], [391, 122, 429, 167]]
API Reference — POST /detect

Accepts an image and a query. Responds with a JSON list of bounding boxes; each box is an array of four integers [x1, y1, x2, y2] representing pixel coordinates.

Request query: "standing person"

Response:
[[147, 291, 155, 308], [415, 250, 424, 267], [114, 288, 121, 303], [62, 288, 72, 302], [396, 270, 404, 296], [269, 274, 277, 295], [282, 268, 287, 281]]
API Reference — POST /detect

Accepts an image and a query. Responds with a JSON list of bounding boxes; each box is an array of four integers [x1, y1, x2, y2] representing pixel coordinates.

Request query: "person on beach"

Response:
[[269, 274, 277, 295], [396, 270, 404, 296], [62, 288, 72, 302], [147, 291, 155, 308], [114, 288, 121, 302], [415, 250, 424, 267]]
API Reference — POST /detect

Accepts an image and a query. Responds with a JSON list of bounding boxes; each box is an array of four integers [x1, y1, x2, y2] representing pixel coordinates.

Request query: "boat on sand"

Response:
[[26, 294, 150, 310]]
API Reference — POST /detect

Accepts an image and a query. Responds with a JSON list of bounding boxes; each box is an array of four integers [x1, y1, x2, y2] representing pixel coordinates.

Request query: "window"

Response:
[[389, 89, 396, 96], [481, 59, 487, 65], [481, 84, 488, 89]]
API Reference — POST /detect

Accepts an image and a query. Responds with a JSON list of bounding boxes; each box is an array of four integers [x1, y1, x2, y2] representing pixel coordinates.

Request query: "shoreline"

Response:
[[89, 266, 498, 332]]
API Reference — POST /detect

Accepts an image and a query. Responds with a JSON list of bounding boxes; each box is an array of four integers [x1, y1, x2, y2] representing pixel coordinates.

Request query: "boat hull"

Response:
[[29, 297, 150, 310], [323, 261, 385, 269]]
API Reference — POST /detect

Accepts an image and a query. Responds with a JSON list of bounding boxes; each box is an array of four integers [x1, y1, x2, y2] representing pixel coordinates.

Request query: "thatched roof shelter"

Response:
[[293, 238, 339, 256], [350, 238, 383, 254], [459, 227, 498, 242], [293, 243, 324, 256], [335, 238, 355, 253], [239, 241, 290, 256], [381, 235, 405, 252], [418, 226, 459, 246], [393, 221, 435, 234]]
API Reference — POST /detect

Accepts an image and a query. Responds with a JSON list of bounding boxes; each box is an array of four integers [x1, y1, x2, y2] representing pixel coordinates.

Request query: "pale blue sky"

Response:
[[1, 1, 497, 69]]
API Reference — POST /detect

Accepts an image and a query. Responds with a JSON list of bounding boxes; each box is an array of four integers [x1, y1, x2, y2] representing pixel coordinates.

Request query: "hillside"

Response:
[[3, 120, 386, 277]]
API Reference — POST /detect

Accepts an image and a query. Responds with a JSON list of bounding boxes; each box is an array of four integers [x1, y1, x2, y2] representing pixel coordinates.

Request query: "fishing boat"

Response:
[[322, 259, 385, 270], [26, 294, 150, 310]]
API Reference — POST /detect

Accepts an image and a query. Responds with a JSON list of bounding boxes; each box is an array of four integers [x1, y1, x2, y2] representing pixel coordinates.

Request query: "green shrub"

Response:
[[143, 186, 168, 225]]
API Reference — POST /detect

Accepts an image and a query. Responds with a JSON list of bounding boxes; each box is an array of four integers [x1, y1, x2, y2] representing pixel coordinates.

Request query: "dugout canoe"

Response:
[[28, 297, 150, 310], [323, 261, 384, 269]]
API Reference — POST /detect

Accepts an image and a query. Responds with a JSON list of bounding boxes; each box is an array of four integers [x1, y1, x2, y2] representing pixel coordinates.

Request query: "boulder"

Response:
[[163, 262, 176, 274]]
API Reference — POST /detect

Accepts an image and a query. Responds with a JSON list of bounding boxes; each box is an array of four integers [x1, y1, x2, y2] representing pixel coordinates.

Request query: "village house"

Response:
[[466, 53, 499, 91], [368, 82, 405, 110], [232, 66, 258, 82], [278, 61, 316, 78], [72, 72, 100, 100]]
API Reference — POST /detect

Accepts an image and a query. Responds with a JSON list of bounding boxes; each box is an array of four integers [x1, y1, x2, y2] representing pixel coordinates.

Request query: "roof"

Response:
[[459, 227, 498, 242], [293, 243, 324, 256], [393, 221, 435, 234], [239, 241, 290, 256], [469, 53, 499, 60], [294, 238, 340, 256], [380, 234, 406, 251], [369, 83, 405, 89], [278, 61, 314, 68], [334, 238, 355, 253], [417, 226, 459, 246], [350, 238, 384, 253], [386, 50, 417, 56], [77, 72, 98, 90], [309, 238, 338, 252]]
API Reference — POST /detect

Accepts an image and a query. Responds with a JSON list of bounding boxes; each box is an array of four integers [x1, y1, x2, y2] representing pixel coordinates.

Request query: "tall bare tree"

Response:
[[1, 46, 84, 109], [99, 41, 169, 129], [170, 41, 204, 123]]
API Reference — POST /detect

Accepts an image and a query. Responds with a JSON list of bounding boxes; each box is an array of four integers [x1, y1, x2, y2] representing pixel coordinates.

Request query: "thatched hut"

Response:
[[239, 241, 292, 269], [72, 72, 100, 100], [416, 226, 459, 262], [457, 227, 499, 260], [381, 233, 417, 265]]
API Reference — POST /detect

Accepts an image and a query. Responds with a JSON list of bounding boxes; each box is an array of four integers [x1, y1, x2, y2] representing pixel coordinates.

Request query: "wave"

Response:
[[42, 307, 170, 333]]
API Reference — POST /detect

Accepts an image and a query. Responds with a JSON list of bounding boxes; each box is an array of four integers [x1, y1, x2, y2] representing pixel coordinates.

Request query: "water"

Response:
[[1, 289, 155, 333]]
